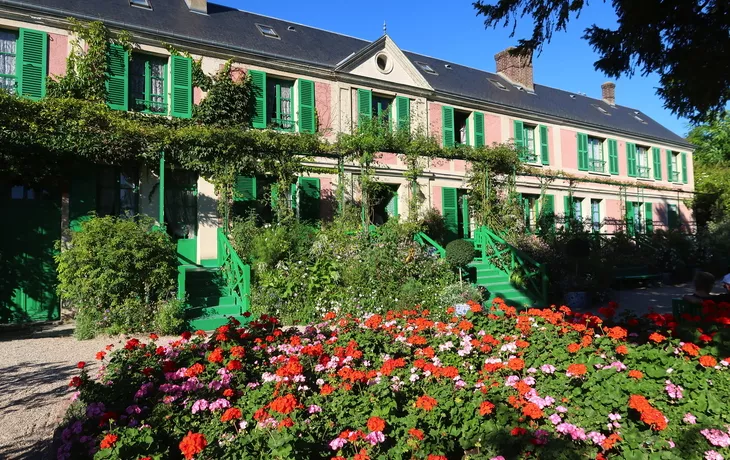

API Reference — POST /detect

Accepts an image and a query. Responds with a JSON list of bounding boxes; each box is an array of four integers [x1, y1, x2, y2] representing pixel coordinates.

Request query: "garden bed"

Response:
[[58, 300, 730, 459]]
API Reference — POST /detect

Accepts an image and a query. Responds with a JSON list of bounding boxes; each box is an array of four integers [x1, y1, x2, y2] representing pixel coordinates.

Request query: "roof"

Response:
[[0, 0, 692, 148]]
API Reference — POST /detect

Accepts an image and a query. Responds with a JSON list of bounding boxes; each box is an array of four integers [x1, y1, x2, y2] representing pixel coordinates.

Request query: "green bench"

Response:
[[672, 298, 702, 318], [614, 266, 662, 283]]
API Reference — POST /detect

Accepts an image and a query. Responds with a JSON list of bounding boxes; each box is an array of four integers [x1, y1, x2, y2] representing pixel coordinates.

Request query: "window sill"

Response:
[[588, 170, 611, 177], [637, 177, 655, 182]]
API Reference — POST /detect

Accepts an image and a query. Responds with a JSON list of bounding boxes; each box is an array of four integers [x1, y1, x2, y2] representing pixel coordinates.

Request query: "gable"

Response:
[[336, 36, 433, 91]]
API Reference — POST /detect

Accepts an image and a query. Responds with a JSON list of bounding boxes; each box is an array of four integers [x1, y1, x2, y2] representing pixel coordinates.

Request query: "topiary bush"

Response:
[[56, 215, 179, 339], [445, 239, 475, 269]]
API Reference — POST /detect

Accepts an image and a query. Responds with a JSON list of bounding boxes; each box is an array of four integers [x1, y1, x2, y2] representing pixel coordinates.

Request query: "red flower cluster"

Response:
[[179, 431, 207, 459], [270, 394, 300, 414], [628, 395, 667, 431], [415, 395, 438, 411], [99, 433, 118, 449]]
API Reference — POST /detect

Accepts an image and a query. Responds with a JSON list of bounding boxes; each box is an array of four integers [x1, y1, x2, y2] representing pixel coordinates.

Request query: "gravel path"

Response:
[[0, 324, 174, 460]]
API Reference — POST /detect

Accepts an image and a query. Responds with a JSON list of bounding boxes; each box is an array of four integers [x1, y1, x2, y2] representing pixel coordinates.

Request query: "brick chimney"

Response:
[[601, 82, 616, 106], [185, 0, 207, 14], [494, 47, 533, 91]]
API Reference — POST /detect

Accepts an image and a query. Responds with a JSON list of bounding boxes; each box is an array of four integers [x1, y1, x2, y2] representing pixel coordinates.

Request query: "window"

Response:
[[587, 137, 606, 173], [266, 78, 294, 131], [631, 202, 643, 234], [573, 198, 583, 223], [522, 194, 540, 232], [591, 199, 601, 232], [454, 110, 470, 145], [256, 24, 279, 39], [521, 125, 538, 162], [489, 79, 509, 91], [414, 61, 437, 75], [129, 0, 152, 8], [97, 167, 138, 218], [670, 152, 680, 182], [371, 94, 393, 127], [636, 145, 650, 178], [130, 54, 167, 114], [0, 30, 17, 94], [165, 170, 198, 240], [668, 204, 679, 230]]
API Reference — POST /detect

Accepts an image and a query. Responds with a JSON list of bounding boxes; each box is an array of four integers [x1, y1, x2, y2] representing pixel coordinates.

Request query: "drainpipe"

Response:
[[159, 151, 165, 227]]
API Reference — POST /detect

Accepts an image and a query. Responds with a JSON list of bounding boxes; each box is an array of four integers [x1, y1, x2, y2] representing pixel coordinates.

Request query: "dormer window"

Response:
[[489, 79, 508, 91], [129, 0, 151, 8], [415, 61, 437, 75], [256, 24, 280, 39]]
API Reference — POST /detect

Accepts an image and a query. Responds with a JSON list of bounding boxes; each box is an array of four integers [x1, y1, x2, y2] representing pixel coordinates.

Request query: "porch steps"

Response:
[[183, 267, 247, 330], [470, 261, 537, 309]]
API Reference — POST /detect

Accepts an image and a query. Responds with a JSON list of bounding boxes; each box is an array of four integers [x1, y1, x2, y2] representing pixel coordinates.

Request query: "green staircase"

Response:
[[177, 229, 251, 331], [470, 260, 536, 308]]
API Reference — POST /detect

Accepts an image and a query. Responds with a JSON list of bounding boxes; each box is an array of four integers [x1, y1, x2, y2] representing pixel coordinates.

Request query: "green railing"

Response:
[[217, 228, 251, 314], [414, 232, 446, 258], [474, 226, 548, 305]]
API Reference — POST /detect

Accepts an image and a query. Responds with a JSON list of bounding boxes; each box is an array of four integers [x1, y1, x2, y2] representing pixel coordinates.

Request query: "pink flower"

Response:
[[705, 451, 724, 460], [364, 431, 385, 445], [491, 457, 506, 460], [587, 431, 606, 445], [540, 364, 556, 374], [701, 429, 730, 447], [308, 405, 322, 414], [191, 399, 208, 414], [329, 437, 347, 450], [549, 413, 562, 425], [684, 413, 697, 424], [665, 381, 684, 399]]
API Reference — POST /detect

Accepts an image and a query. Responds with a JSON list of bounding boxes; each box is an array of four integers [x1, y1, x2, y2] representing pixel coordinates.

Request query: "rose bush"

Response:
[[59, 299, 730, 459]]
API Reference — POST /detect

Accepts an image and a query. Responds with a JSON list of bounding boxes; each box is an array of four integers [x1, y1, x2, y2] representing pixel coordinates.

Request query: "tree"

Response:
[[687, 112, 730, 225], [473, 0, 730, 123]]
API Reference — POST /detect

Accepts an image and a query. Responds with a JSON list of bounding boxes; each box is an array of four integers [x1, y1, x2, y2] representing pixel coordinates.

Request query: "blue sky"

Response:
[[223, 0, 690, 138]]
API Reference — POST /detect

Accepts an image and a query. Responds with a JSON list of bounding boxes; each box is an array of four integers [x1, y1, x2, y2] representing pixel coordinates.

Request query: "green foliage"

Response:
[[419, 207, 448, 245], [193, 61, 256, 127], [438, 282, 483, 307], [445, 239, 475, 268], [56, 216, 177, 339], [688, 114, 730, 226], [474, 0, 730, 122]]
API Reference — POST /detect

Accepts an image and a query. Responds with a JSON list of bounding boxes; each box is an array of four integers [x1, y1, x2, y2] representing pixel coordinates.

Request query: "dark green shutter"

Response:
[[681, 152, 688, 183], [442, 106, 455, 148], [249, 70, 267, 128], [668, 205, 679, 230], [235, 176, 257, 201], [396, 96, 410, 131], [386, 192, 399, 217], [442, 187, 458, 241], [667, 150, 674, 182], [539, 125, 549, 165], [298, 79, 316, 133], [644, 202, 653, 233], [460, 193, 469, 238], [577, 133, 589, 171], [625, 201, 635, 237], [652, 147, 662, 180], [357, 89, 372, 126], [170, 55, 192, 118], [513, 120, 524, 155], [627, 143, 637, 177], [17, 28, 47, 100], [542, 194, 555, 231], [290, 183, 297, 212], [69, 174, 97, 232], [298, 177, 320, 221], [105, 44, 128, 111], [473, 112, 485, 148], [563, 196, 572, 230], [608, 139, 619, 174]]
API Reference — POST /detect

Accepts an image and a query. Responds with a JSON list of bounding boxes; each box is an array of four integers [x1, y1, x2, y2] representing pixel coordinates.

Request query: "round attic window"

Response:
[[375, 52, 393, 74]]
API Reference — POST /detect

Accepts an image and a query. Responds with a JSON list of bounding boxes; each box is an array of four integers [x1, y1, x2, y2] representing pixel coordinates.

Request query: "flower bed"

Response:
[[59, 300, 730, 459]]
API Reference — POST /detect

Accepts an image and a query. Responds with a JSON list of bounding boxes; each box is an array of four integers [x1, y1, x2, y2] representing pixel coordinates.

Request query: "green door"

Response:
[[0, 184, 60, 323], [165, 170, 198, 265]]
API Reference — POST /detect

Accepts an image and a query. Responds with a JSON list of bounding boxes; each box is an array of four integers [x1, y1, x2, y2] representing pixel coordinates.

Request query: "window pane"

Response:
[[0, 76, 15, 94], [280, 84, 292, 127], [10, 185, 23, 199], [130, 58, 146, 109], [0, 53, 15, 77], [0, 30, 17, 55]]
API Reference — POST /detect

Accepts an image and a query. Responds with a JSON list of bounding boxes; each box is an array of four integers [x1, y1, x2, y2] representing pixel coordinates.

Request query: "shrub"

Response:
[[56, 215, 177, 339], [419, 207, 448, 244], [60, 299, 730, 460], [445, 238, 475, 269]]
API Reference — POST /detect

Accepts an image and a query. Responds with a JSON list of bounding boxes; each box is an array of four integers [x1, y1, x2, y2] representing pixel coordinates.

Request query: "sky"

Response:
[[221, 0, 690, 138]]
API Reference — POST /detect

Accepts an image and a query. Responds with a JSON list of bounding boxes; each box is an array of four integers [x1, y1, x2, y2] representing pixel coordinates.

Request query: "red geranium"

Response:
[[100, 433, 118, 449], [479, 401, 495, 416], [408, 428, 424, 440], [270, 394, 299, 414], [699, 355, 718, 367], [179, 432, 207, 459], [367, 416, 386, 432], [628, 370, 643, 379], [648, 332, 666, 343], [567, 343, 581, 353], [507, 358, 524, 371], [415, 395, 438, 411], [221, 407, 242, 422], [511, 427, 528, 436]]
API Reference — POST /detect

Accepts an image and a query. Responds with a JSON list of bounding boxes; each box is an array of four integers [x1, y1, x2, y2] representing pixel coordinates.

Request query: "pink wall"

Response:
[[432, 185, 442, 213], [485, 114, 501, 145], [561, 130, 578, 169], [428, 102, 442, 145], [618, 141, 627, 176], [315, 81, 332, 134], [605, 199, 622, 233], [378, 152, 398, 165], [229, 66, 247, 82], [193, 87, 203, 105], [48, 33, 67, 77], [319, 177, 335, 220], [431, 158, 449, 171], [680, 202, 693, 232], [453, 159, 466, 173]]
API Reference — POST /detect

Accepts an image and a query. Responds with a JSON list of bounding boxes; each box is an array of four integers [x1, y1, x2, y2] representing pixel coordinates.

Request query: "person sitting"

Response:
[[683, 271, 718, 305]]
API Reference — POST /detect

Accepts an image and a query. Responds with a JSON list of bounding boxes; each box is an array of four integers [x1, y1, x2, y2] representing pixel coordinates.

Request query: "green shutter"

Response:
[[298, 79, 316, 133], [460, 193, 470, 238], [652, 147, 662, 180], [170, 55, 192, 118], [396, 96, 410, 131], [69, 174, 97, 232], [234, 176, 257, 201], [577, 133, 589, 171], [290, 183, 297, 212], [513, 120, 524, 155], [442, 106, 455, 148], [681, 152, 688, 183], [625, 201, 635, 237], [668, 205, 679, 230], [542, 194, 555, 231], [563, 196, 572, 230], [249, 70, 267, 128], [645, 202, 653, 233], [105, 44, 128, 111], [627, 143, 637, 177], [17, 28, 47, 100], [539, 125, 549, 165], [608, 139, 619, 175], [357, 89, 372, 126], [386, 191, 399, 218], [473, 112, 485, 148], [667, 150, 674, 182], [298, 177, 320, 221], [442, 187, 458, 241]]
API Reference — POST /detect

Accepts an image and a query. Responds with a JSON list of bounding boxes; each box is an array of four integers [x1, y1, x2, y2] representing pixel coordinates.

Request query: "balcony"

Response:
[[519, 148, 538, 163], [270, 116, 295, 132], [589, 159, 606, 173], [637, 166, 651, 179], [671, 171, 681, 183]]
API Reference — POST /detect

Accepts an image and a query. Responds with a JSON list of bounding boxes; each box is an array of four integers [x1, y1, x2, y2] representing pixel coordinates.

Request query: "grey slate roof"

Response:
[[1, 0, 692, 148]]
